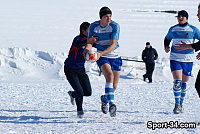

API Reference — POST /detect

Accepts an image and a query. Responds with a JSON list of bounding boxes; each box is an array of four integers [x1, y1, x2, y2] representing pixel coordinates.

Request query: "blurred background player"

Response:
[[142, 42, 158, 83]]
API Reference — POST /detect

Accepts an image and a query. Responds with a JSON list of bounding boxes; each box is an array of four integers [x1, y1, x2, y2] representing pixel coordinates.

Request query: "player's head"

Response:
[[99, 6, 112, 19], [178, 10, 188, 19], [177, 10, 188, 24], [146, 42, 151, 48], [80, 22, 90, 36], [99, 7, 112, 26]]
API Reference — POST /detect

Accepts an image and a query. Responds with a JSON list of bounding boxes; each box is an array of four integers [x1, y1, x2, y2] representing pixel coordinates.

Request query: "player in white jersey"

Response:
[[175, 4, 200, 99], [83, 7, 122, 117], [164, 10, 200, 114]]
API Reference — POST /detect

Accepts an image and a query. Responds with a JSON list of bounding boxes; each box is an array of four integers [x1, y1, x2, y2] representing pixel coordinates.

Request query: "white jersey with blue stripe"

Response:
[[166, 23, 200, 62], [88, 20, 120, 58]]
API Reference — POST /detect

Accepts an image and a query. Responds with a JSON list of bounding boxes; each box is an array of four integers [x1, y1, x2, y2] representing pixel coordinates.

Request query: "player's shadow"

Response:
[[0, 115, 72, 124], [0, 109, 75, 124]]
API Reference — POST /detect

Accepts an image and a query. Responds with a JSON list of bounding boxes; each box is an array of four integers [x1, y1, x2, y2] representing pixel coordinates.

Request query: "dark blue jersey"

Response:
[[64, 34, 87, 70]]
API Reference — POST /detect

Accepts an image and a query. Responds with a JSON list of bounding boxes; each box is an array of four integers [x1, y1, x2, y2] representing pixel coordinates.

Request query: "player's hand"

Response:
[[83, 48, 90, 60], [165, 46, 170, 53], [95, 52, 101, 61], [87, 34, 98, 44], [175, 41, 189, 51], [197, 52, 200, 60]]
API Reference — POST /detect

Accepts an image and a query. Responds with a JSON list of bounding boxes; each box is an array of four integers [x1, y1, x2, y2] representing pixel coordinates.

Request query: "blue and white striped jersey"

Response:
[[88, 20, 120, 58], [166, 23, 200, 62]]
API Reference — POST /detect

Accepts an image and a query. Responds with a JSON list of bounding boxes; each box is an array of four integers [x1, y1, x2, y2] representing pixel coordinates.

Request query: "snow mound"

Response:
[[0, 47, 197, 83], [0, 47, 67, 81]]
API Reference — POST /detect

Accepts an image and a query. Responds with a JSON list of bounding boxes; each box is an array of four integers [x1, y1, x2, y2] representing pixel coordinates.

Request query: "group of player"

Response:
[[64, 5, 200, 118]]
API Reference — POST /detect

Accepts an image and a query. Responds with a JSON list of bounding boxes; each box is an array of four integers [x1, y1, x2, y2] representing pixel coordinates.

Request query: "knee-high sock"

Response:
[[180, 82, 187, 105], [173, 79, 182, 105], [105, 82, 114, 106]]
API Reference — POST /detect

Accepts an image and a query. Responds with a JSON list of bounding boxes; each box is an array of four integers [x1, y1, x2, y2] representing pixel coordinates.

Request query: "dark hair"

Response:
[[146, 42, 150, 45], [198, 3, 200, 9], [178, 10, 188, 19], [80, 22, 90, 34], [99, 6, 112, 19]]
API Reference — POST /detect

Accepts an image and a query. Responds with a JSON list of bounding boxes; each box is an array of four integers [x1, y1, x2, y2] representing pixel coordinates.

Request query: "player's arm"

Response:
[[100, 39, 118, 57], [97, 40, 118, 60], [95, 39, 118, 61], [83, 35, 98, 59], [142, 51, 146, 62], [83, 41, 93, 59], [192, 27, 200, 51], [174, 41, 193, 51], [197, 52, 200, 60], [75, 40, 87, 48], [154, 49, 158, 60], [164, 37, 171, 53], [175, 41, 200, 51], [191, 41, 200, 51]]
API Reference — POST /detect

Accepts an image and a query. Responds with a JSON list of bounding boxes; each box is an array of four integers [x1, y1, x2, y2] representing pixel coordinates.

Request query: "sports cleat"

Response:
[[77, 111, 84, 118], [68, 91, 75, 105], [109, 104, 117, 117], [173, 103, 181, 114], [101, 95, 108, 114]]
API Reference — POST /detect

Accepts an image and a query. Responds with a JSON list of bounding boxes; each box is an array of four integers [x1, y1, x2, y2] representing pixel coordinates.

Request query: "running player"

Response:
[[83, 7, 122, 117], [164, 10, 200, 114], [64, 22, 93, 118]]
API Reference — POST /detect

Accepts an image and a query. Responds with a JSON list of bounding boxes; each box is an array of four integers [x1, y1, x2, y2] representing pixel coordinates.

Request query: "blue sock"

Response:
[[173, 79, 182, 105], [180, 82, 187, 105], [105, 82, 114, 106]]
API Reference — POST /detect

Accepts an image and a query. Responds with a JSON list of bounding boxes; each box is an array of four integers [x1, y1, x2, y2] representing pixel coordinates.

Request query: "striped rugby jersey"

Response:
[[88, 20, 120, 58], [166, 23, 200, 62]]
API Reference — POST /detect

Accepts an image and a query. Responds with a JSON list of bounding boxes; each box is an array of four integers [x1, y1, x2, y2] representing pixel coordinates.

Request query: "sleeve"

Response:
[[75, 40, 87, 48], [164, 37, 171, 48], [87, 24, 95, 39], [111, 23, 120, 40], [194, 26, 200, 40], [72, 36, 87, 49], [164, 27, 172, 48], [191, 41, 200, 52], [142, 50, 146, 62]]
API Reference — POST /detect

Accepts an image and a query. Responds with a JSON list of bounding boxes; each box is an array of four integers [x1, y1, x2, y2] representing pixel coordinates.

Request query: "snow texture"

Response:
[[0, 0, 200, 133]]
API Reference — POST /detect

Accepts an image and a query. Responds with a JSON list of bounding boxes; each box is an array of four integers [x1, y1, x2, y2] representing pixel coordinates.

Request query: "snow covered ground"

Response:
[[0, 0, 200, 133]]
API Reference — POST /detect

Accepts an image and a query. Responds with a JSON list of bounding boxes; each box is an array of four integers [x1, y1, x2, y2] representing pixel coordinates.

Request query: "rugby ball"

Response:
[[86, 50, 97, 62]]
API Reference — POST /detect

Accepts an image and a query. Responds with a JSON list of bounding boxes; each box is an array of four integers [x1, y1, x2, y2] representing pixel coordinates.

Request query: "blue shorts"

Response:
[[97, 57, 122, 71], [170, 60, 193, 76]]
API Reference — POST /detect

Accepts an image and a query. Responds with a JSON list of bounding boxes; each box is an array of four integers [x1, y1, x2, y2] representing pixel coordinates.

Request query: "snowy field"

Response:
[[0, 0, 200, 133]]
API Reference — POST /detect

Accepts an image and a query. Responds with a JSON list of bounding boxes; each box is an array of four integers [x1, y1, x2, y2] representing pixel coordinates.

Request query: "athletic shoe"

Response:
[[68, 91, 75, 105], [173, 103, 181, 114], [77, 111, 84, 118], [101, 95, 108, 114], [109, 104, 117, 117]]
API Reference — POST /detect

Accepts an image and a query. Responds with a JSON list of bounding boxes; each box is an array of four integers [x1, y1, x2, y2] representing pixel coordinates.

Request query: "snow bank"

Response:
[[0, 47, 67, 81], [0, 47, 181, 83]]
